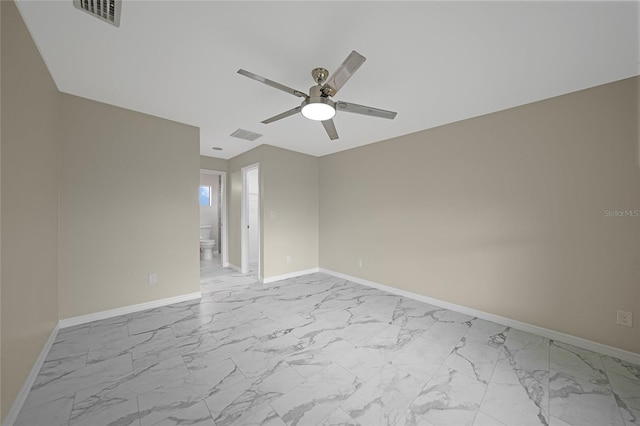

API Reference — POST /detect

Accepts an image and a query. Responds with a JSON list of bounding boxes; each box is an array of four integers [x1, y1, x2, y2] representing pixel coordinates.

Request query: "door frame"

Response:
[[199, 169, 228, 267], [241, 163, 260, 277]]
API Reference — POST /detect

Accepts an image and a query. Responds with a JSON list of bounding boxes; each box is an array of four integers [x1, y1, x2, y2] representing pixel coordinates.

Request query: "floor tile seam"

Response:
[[548, 366, 615, 392], [470, 340, 504, 426], [600, 363, 635, 424], [135, 395, 142, 426]]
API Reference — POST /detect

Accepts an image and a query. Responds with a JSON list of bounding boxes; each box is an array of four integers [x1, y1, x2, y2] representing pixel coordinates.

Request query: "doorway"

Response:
[[199, 169, 228, 267], [241, 164, 260, 276]]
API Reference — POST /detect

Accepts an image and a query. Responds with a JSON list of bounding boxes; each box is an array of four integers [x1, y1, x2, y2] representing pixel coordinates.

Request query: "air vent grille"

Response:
[[73, 0, 121, 27], [230, 129, 263, 142]]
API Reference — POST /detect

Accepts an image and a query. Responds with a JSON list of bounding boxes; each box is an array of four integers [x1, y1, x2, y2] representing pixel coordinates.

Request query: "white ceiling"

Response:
[[16, 1, 639, 160]]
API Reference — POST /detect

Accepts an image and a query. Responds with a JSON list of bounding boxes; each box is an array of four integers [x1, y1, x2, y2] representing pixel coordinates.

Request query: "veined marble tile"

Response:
[[127, 309, 194, 335], [17, 266, 640, 426], [549, 369, 624, 426], [465, 319, 508, 348], [183, 331, 258, 373], [409, 366, 487, 426], [602, 356, 640, 382], [341, 365, 424, 426], [132, 330, 212, 371], [548, 416, 573, 426], [209, 311, 272, 341], [75, 355, 189, 405], [500, 335, 550, 373], [137, 358, 245, 426], [69, 396, 140, 426], [234, 403, 287, 426], [57, 323, 91, 338], [337, 346, 393, 381], [285, 332, 355, 378], [87, 327, 175, 365], [396, 409, 436, 426], [608, 370, 640, 425], [169, 311, 225, 338], [231, 333, 302, 378], [288, 315, 344, 342], [392, 336, 454, 382], [25, 353, 133, 409], [421, 319, 471, 347], [472, 411, 507, 426], [271, 363, 362, 426], [443, 337, 502, 384], [479, 362, 548, 425], [366, 324, 423, 355], [14, 394, 75, 426], [250, 314, 313, 340], [46, 340, 90, 361], [333, 320, 392, 346], [506, 329, 550, 349], [550, 341, 608, 385], [207, 364, 304, 426], [150, 401, 215, 426], [434, 310, 475, 324], [89, 308, 164, 334], [318, 408, 359, 426], [35, 352, 88, 388]]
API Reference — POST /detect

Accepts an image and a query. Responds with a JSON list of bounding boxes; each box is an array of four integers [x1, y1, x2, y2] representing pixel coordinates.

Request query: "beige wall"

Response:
[[59, 93, 200, 318], [320, 77, 640, 353], [228, 145, 319, 278], [200, 155, 228, 172], [1, 0, 60, 419]]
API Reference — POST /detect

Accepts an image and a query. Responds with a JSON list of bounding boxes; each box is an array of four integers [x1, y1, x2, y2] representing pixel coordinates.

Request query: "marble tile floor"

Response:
[[14, 266, 640, 426]]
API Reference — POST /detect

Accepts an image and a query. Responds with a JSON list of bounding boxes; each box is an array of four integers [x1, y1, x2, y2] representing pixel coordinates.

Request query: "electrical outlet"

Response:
[[617, 310, 632, 327], [357, 259, 363, 268], [286, 255, 291, 263], [148, 273, 158, 285]]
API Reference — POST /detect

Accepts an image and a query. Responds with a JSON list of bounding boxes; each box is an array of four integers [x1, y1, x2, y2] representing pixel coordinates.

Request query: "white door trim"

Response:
[[199, 169, 228, 267], [241, 163, 260, 276]]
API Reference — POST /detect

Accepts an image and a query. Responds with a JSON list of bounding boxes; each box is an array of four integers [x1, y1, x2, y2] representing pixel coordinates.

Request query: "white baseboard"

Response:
[[262, 267, 320, 284], [3, 323, 60, 426], [58, 292, 201, 329], [319, 268, 640, 365]]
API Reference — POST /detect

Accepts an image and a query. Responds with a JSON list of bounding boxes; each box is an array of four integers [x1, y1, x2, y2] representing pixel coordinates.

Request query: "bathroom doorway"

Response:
[[241, 164, 260, 276], [199, 169, 227, 267]]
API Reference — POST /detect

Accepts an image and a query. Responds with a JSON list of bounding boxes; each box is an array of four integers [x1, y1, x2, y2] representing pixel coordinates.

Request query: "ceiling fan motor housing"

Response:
[[301, 86, 336, 121]]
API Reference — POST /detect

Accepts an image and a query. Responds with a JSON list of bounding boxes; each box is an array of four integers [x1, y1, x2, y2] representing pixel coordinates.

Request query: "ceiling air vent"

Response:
[[73, 0, 122, 27], [230, 129, 263, 142]]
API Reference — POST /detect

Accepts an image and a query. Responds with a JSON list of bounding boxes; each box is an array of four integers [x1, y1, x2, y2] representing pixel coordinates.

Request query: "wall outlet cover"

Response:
[[149, 273, 158, 284], [617, 310, 633, 327]]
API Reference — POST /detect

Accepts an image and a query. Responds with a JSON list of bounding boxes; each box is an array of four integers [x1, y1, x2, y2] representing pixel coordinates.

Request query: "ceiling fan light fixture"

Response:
[[301, 98, 335, 121]]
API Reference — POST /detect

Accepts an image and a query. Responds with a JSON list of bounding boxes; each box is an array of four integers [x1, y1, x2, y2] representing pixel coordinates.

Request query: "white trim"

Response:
[[262, 267, 320, 284], [58, 292, 201, 329], [3, 323, 60, 426], [319, 268, 640, 365], [199, 169, 228, 267], [241, 163, 260, 275]]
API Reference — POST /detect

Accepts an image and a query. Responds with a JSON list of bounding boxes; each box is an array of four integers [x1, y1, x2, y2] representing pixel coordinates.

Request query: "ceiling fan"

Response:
[[237, 51, 397, 140]]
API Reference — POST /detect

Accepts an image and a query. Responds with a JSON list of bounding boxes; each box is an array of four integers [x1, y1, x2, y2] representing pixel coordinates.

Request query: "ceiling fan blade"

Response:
[[238, 69, 307, 98], [261, 106, 302, 124], [321, 119, 339, 140], [322, 51, 366, 96], [336, 101, 397, 120]]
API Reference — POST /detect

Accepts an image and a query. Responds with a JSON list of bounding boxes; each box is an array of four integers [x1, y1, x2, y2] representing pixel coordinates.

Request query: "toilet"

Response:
[[199, 225, 216, 260]]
